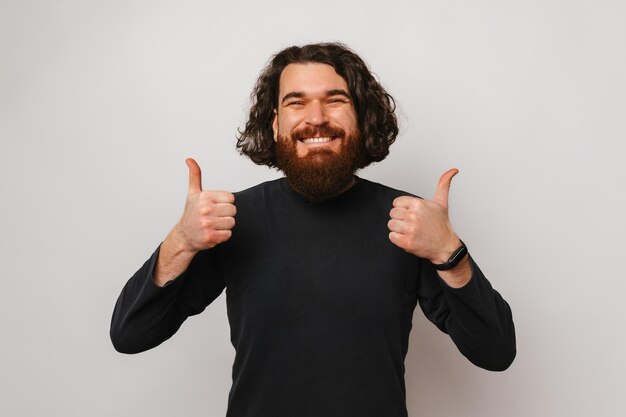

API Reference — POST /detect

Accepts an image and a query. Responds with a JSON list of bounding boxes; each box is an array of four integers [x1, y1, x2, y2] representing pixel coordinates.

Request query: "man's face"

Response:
[[272, 63, 365, 201], [272, 62, 359, 157]]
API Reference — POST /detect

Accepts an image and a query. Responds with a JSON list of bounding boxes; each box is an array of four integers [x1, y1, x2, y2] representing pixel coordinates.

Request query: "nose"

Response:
[[304, 100, 328, 126]]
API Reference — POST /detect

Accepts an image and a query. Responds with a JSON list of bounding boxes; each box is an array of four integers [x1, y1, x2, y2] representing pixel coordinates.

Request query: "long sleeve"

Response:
[[109, 178, 515, 416], [110, 244, 226, 354], [416, 255, 516, 371]]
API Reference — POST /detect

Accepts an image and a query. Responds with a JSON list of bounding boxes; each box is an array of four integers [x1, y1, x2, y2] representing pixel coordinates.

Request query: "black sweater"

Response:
[[110, 177, 516, 417]]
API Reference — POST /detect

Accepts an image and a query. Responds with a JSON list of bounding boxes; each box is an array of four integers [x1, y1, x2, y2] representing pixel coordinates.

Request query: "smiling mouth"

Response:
[[299, 136, 338, 144]]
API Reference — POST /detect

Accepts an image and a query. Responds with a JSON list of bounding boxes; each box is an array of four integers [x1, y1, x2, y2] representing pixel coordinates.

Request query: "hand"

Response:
[[388, 168, 462, 264], [172, 158, 236, 252]]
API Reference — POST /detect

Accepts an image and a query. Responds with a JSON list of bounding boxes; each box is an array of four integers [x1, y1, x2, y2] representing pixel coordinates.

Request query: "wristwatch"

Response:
[[432, 240, 468, 271]]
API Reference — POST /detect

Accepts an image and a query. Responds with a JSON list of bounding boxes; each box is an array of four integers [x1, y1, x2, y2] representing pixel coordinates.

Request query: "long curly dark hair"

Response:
[[236, 42, 398, 169]]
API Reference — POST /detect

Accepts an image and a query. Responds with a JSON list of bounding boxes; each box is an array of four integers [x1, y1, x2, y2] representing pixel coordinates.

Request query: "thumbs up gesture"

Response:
[[153, 158, 236, 286], [175, 158, 236, 252], [388, 169, 463, 265]]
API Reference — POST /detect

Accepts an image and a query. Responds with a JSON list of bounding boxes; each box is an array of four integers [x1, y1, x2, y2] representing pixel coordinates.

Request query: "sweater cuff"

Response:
[[144, 243, 188, 292]]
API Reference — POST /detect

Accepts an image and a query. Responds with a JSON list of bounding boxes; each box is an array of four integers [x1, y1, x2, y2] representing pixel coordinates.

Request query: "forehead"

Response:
[[278, 63, 349, 98]]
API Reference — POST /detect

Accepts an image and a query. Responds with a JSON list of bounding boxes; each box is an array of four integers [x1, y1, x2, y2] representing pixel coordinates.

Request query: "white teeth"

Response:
[[302, 137, 333, 144]]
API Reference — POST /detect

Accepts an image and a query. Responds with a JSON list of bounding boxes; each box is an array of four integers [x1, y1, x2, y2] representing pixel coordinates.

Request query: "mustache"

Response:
[[291, 125, 346, 141]]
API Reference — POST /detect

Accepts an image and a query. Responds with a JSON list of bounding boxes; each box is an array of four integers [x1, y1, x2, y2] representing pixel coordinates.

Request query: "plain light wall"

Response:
[[1, 0, 625, 416]]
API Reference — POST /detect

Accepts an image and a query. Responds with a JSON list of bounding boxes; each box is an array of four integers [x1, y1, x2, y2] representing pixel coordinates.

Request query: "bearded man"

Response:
[[111, 43, 516, 417]]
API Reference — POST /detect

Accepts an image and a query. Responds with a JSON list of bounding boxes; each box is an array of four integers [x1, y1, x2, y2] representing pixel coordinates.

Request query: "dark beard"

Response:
[[275, 128, 367, 202]]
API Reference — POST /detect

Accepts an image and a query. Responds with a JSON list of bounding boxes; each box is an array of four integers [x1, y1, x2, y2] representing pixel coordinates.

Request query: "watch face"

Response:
[[450, 247, 466, 262]]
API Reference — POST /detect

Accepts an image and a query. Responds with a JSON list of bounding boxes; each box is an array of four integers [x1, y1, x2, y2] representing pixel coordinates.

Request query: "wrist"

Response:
[[167, 224, 198, 256], [431, 238, 468, 272], [429, 236, 462, 265], [153, 226, 198, 288]]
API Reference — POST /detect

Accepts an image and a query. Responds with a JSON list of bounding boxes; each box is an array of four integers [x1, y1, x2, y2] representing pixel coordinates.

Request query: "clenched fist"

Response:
[[174, 158, 236, 252], [388, 168, 462, 265]]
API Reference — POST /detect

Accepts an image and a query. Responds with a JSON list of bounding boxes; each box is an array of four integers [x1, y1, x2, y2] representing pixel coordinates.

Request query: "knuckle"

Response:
[[205, 229, 217, 241], [200, 231, 211, 243], [199, 193, 213, 204], [410, 200, 423, 210]]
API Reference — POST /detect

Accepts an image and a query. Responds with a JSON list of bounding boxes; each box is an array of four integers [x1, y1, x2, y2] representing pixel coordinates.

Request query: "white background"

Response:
[[1, 1, 625, 416]]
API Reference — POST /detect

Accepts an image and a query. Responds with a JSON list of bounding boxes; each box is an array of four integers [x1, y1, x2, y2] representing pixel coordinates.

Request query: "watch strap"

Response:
[[432, 240, 468, 271]]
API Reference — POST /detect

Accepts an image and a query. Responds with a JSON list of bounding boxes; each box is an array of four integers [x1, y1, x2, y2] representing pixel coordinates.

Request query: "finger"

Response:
[[392, 195, 420, 209], [201, 203, 237, 217], [432, 168, 459, 209], [186, 158, 202, 194], [388, 231, 408, 249], [207, 216, 236, 230], [211, 229, 232, 244], [389, 207, 409, 220], [213, 203, 237, 217], [204, 191, 235, 204], [387, 218, 414, 235]]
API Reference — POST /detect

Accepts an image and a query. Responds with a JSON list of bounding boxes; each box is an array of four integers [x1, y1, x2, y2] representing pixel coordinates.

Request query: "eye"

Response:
[[327, 98, 349, 104], [286, 101, 304, 106]]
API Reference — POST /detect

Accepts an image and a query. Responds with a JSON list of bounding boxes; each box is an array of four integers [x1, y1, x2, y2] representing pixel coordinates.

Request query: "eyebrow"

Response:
[[280, 89, 352, 105]]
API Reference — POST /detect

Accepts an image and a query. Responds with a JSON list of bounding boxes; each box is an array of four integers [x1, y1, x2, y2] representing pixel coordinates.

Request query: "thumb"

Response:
[[432, 168, 459, 209], [185, 158, 202, 194]]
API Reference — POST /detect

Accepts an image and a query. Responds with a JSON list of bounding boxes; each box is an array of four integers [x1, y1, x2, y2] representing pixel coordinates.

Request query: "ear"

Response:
[[272, 109, 278, 142]]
